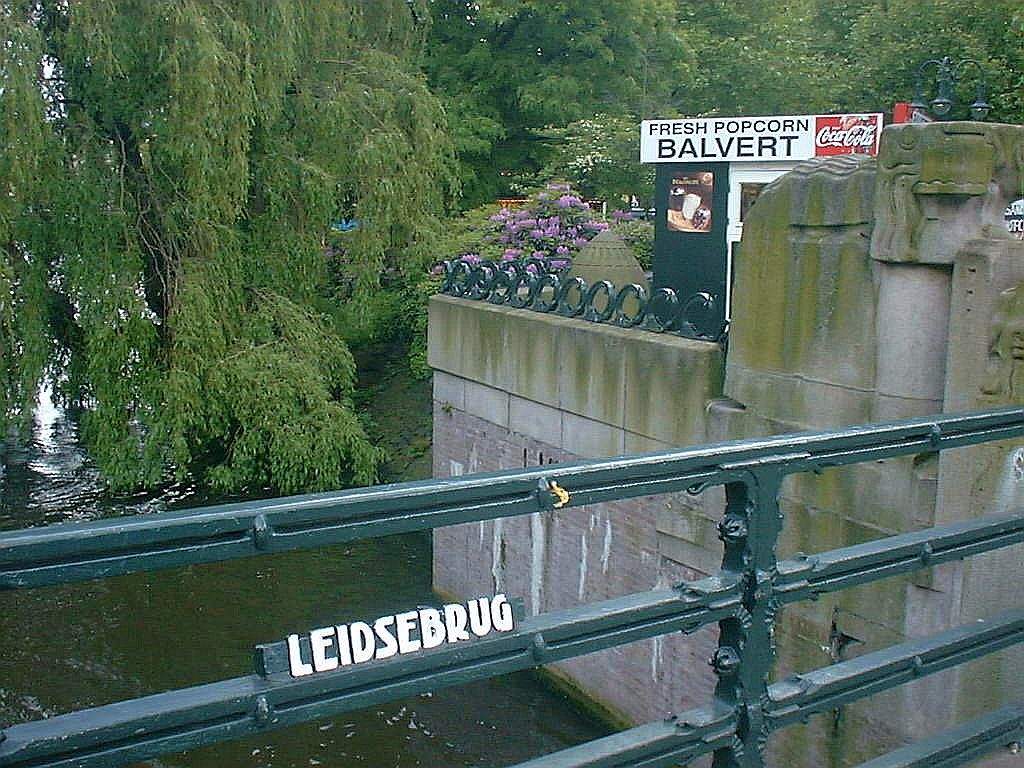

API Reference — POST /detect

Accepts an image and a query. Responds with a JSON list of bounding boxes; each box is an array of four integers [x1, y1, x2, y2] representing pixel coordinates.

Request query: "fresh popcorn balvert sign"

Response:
[[640, 113, 883, 164]]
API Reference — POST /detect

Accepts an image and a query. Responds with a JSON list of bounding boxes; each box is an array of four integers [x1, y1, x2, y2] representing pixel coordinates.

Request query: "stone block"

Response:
[[509, 395, 563, 448], [623, 432, 675, 456], [622, 332, 723, 446], [556, 321, 628, 427], [782, 456, 937, 537], [432, 370, 466, 411], [463, 380, 509, 428], [871, 392, 944, 422], [705, 398, 750, 444], [506, 310, 561, 409], [426, 296, 462, 375], [943, 240, 1024, 412], [871, 122, 1023, 266], [787, 154, 877, 227], [656, 535, 720, 577], [727, 159, 878, 391], [875, 262, 951, 403], [726, 365, 875, 431], [561, 411, 624, 459]]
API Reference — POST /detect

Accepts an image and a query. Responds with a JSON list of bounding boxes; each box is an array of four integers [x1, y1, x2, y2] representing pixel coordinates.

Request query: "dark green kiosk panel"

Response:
[[653, 162, 729, 335]]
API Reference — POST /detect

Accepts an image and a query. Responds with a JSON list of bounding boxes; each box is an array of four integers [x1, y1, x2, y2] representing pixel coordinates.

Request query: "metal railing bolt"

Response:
[[254, 695, 273, 726]]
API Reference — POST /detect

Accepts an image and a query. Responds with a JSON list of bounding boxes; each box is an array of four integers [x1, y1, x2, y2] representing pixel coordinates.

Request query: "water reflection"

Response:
[[1, 395, 610, 766]]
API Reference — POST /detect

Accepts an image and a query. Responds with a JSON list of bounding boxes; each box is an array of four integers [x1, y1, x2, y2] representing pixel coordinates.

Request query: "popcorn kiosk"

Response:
[[640, 113, 883, 331]]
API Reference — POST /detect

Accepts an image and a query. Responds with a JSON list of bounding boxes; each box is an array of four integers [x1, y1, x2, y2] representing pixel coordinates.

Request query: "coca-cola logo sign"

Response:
[[814, 115, 880, 156]]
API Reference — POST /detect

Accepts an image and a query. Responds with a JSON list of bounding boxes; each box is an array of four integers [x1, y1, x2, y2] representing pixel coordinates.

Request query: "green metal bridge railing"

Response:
[[2, 407, 1023, 767]]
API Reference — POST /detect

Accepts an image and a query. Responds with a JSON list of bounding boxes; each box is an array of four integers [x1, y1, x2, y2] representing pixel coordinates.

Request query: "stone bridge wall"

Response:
[[428, 121, 1024, 766], [428, 295, 724, 724]]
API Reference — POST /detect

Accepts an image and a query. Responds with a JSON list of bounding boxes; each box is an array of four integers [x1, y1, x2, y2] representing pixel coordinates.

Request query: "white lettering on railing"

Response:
[[287, 594, 516, 677]]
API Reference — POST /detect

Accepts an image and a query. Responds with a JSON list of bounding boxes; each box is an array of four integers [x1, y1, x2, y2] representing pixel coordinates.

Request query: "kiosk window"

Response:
[[740, 183, 767, 221]]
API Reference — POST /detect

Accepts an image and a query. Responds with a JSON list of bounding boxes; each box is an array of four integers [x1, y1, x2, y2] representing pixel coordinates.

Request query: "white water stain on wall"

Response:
[[491, 517, 504, 593], [531, 512, 545, 616], [601, 519, 613, 575], [577, 532, 588, 601], [651, 635, 663, 682]]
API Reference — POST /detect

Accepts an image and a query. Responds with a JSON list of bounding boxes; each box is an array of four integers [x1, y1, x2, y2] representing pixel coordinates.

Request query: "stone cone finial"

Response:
[[569, 230, 648, 291]]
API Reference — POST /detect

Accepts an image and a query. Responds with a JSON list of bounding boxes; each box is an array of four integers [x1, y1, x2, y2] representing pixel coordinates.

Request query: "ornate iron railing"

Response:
[[1, 408, 1023, 767], [436, 257, 729, 342]]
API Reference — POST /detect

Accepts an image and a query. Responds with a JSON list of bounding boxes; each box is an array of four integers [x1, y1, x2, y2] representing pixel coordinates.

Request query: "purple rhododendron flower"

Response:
[[462, 254, 482, 264], [611, 209, 633, 220], [573, 237, 589, 246], [529, 228, 544, 238], [525, 263, 539, 274], [503, 248, 522, 258], [556, 245, 570, 255], [532, 250, 546, 258], [431, 264, 445, 275], [550, 259, 570, 269], [546, 183, 571, 192]]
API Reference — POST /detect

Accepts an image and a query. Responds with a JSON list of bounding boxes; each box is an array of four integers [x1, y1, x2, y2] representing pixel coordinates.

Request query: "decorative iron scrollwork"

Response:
[[436, 259, 729, 343], [718, 514, 749, 545], [710, 646, 742, 676]]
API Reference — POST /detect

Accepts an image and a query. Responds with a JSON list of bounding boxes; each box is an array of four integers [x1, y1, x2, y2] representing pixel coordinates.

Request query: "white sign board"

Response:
[[286, 594, 516, 677], [640, 113, 883, 164]]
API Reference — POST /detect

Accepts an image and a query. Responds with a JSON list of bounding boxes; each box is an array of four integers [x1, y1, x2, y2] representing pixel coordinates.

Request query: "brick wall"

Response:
[[432, 400, 720, 724]]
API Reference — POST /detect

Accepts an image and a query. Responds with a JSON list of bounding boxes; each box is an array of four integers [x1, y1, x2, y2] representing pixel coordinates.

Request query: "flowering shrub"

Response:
[[444, 184, 616, 271]]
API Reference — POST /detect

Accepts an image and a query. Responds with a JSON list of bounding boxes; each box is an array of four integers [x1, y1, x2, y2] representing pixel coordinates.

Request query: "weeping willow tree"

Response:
[[1, 0, 456, 493]]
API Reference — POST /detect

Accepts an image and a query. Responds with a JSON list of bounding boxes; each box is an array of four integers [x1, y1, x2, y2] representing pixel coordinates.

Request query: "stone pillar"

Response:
[[717, 121, 1024, 765]]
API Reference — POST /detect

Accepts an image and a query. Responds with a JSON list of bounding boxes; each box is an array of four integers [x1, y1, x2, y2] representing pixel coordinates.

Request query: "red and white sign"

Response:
[[892, 102, 934, 124], [640, 113, 883, 164], [813, 114, 881, 156]]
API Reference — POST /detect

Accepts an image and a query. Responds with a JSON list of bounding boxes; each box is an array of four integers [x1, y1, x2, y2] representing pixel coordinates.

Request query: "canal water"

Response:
[[0, 392, 611, 767]]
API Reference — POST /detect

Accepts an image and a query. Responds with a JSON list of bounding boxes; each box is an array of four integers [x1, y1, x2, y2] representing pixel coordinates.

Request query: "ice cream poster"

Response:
[[667, 173, 714, 233]]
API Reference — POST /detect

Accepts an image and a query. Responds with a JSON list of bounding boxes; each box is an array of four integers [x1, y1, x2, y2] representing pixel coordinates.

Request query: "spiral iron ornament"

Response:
[[437, 258, 728, 343]]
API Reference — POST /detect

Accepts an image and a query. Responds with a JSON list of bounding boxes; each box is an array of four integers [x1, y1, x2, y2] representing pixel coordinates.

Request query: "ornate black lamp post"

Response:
[[910, 56, 992, 120]]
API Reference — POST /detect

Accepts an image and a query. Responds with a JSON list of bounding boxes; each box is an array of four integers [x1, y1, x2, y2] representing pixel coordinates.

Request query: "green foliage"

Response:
[[0, 4, 60, 430], [4, 0, 457, 493], [433, 203, 507, 263], [425, 0, 691, 207], [405, 273, 444, 380], [537, 115, 655, 205], [6, 0, 1021, 497], [841, 0, 1024, 125], [671, 0, 1024, 124], [611, 219, 654, 271]]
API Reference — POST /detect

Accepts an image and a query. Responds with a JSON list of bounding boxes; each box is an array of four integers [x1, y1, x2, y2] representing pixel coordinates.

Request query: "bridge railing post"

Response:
[[712, 467, 785, 768]]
